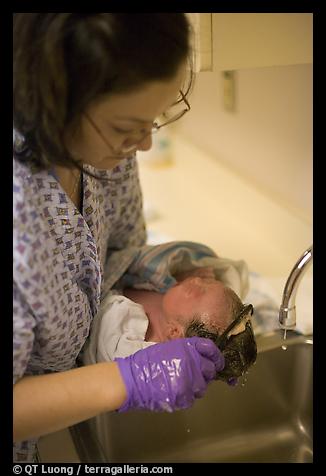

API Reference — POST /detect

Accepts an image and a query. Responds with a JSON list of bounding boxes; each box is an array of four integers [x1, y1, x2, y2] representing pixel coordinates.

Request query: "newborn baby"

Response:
[[83, 267, 257, 383], [124, 270, 240, 343]]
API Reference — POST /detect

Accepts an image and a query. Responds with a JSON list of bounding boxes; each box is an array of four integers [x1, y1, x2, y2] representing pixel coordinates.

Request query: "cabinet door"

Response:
[[187, 13, 313, 72], [212, 13, 313, 70], [187, 13, 213, 72]]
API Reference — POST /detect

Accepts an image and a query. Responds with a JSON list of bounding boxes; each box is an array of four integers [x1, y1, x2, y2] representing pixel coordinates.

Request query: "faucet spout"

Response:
[[279, 245, 313, 330]]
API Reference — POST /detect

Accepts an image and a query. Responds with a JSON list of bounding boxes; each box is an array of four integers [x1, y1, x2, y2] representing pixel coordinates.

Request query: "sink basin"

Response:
[[70, 331, 313, 463]]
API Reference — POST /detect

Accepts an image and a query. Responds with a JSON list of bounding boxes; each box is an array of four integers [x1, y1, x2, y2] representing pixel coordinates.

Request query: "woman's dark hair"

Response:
[[13, 13, 193, 172], [185, 288, 257, 382]]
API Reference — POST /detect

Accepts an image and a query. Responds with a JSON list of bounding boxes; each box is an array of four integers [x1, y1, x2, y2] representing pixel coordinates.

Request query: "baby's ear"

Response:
[[167, 321, 184, 339]]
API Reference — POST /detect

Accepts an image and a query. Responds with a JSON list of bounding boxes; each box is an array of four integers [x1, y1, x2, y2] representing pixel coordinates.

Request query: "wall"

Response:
[[173, 64, 313, 224], [138, 135, 312, 278]]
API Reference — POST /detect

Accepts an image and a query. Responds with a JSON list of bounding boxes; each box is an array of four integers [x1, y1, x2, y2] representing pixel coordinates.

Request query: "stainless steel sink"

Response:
[[70, 331, 313, 463]]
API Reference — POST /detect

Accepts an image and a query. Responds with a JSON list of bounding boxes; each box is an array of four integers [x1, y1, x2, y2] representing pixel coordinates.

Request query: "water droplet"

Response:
[[186, 428, 191, 433], [281, 345, 287, 351]]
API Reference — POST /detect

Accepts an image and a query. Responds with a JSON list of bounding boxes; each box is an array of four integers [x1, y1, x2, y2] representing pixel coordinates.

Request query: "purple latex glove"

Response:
[[115, 337, 225, 412]]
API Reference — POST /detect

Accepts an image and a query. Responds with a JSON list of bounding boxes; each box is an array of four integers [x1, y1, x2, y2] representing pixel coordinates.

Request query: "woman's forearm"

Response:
[[13, 362, 127, 442]]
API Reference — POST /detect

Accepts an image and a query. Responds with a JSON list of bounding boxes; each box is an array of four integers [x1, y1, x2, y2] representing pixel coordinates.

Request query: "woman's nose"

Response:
[[136, 133, 153, 152]]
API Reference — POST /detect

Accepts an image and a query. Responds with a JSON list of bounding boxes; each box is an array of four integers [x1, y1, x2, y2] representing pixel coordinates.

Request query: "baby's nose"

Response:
[[191, 276, 215, 286], [189, 277, 203, 285]]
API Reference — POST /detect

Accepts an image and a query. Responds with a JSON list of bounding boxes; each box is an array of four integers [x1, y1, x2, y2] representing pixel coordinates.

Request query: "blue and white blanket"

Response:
[[102, 240, 287, 336]]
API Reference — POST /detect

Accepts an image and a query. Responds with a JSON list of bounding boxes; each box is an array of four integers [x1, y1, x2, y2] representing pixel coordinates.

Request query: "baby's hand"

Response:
[[174, 267, 216, 282]]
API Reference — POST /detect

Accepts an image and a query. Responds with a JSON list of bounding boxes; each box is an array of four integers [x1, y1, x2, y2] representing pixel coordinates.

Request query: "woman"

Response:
[[13, 14, 225, 462]]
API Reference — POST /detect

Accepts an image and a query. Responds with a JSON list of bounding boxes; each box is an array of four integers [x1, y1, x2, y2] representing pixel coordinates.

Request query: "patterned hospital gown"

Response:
[[13, 152, 146, 461]]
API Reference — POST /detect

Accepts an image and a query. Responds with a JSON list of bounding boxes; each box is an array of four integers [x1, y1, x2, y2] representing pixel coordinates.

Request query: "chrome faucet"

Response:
[[279, 245, 313, 330]]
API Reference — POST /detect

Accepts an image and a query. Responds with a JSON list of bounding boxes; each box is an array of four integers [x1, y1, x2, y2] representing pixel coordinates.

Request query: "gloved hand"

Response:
[[115, 337, 225, 412]]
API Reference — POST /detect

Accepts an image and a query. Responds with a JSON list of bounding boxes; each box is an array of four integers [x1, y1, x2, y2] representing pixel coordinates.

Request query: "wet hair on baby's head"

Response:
[[184, 295, 257, 382], [215, 321, 257, 381]]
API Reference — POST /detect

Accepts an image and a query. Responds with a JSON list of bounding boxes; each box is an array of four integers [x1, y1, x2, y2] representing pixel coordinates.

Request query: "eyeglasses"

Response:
[[215, 304, 254, 351], [84, 90, 191, 158], [152, 90, 191, 133]]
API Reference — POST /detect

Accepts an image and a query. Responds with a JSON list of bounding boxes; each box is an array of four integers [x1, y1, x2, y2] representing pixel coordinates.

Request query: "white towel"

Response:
[[82, 293, 155, 365]]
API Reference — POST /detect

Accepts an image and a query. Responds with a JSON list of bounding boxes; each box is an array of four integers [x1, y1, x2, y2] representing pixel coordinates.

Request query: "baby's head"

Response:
[[162, 276, 257, 381], [162, 276, 245, 338]]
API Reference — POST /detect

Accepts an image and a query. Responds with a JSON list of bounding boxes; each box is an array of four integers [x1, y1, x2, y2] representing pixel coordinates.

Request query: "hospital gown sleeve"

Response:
[[13, 281, 37, 384]]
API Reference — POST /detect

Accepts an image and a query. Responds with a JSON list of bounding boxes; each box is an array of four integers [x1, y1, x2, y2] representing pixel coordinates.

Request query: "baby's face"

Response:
[[162, 277, 232, 332]]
